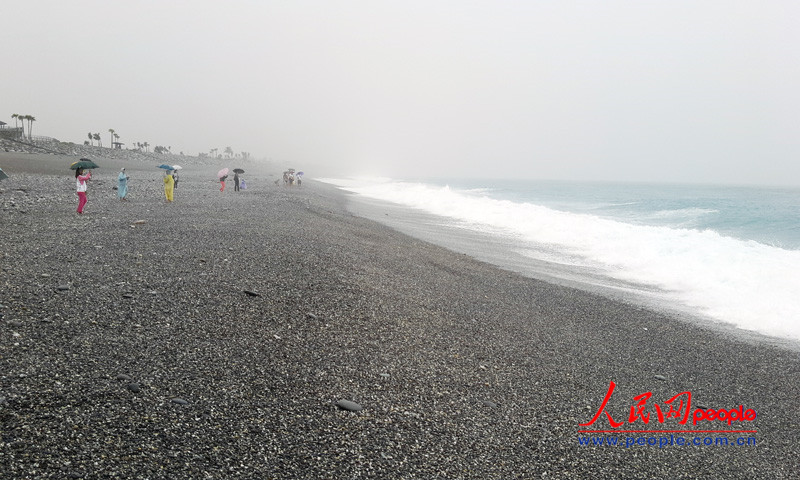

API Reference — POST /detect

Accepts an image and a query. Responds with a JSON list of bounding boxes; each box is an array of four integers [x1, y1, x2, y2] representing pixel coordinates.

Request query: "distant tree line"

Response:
[[9, 114, 252, 159], [202, 147, 250, 160], [10, 114, 36, 140]]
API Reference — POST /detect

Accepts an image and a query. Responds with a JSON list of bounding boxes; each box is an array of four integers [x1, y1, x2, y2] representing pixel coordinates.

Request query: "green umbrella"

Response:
[[0, 168, 8, 181], [70, 158, 100, 170]]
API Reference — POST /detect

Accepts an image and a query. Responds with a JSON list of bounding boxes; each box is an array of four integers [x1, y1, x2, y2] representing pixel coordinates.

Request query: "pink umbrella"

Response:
[[217, 168, 229, 178]]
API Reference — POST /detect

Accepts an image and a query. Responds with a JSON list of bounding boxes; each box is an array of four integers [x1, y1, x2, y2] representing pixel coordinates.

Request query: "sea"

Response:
[[318, 177, 800, 344]]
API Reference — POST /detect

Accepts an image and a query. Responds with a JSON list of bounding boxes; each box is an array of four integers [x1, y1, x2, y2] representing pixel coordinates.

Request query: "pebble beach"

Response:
[[1, 149, 799, 479]]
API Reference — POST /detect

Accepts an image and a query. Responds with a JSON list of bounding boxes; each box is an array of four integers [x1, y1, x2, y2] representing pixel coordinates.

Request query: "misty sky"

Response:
[[3, 1, 799, 185]]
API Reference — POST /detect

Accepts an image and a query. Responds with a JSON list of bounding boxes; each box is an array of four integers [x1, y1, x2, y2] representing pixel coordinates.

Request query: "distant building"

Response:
[[0, 122, 23, 139], [113, 142, 125, 149]]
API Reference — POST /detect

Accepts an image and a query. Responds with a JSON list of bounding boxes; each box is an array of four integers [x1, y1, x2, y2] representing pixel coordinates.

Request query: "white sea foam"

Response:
[[320, 178, 800, 342]]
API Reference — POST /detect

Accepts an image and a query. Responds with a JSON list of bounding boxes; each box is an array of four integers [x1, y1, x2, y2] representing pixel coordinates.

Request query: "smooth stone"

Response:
[[171, 398, 189, 405], [307, 312, 319, 320], [482, 400, 498, 408], [56, 285, 70, 291], [126, 383, 141, 393], [379, 373, 390, 378], [335, 399, 363, 412], [243, 290, 260, 297], [9, 320, 23, 327], [654, 375, 667, 381], [116, 374, 132, 381], [133, 220, 146, 225], [122, 293, 134, 299]]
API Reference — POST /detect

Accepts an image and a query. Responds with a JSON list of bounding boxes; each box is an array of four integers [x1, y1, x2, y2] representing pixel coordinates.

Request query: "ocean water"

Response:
[[319, 177, 800, 343]]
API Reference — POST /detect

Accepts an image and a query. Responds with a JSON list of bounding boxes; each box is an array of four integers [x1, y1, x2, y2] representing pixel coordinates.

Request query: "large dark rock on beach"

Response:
[[0, 151, 798, 479]]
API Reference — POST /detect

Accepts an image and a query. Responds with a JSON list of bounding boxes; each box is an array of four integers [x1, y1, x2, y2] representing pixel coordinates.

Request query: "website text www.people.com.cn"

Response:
[[577, 434, 756, 448]]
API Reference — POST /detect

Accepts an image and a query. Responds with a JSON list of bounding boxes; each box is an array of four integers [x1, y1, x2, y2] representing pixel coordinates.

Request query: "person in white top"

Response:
[[75, 168, 92, 214]]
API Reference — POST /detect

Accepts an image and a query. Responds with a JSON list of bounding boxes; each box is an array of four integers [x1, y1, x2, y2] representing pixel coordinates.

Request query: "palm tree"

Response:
[[224, 146, 233, 159], [88, 133, 93, 146], [93, 133, 102, 147], [20, 115, 30, 139], [11, 114, 19, 128], [26, 116, 36, 139], [114, 133, 120, 148], [108, 128, 116, 148], [143, 141, 149, 152]]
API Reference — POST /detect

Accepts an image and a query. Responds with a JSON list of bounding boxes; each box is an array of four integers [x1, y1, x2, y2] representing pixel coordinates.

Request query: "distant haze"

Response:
[[4, 1, 799, 185]]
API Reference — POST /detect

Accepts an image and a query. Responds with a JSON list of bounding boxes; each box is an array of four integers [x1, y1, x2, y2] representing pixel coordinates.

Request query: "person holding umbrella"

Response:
[[117, 168, 129, 201], [163, 169, 175, 202], [75, 167, 92, 214], [218, 168, 229, 192], [233, 168, 244, 192], [70, 158, 98, 214]]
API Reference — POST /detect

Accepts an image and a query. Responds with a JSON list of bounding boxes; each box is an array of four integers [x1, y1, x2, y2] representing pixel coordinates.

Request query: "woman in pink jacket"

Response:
[[75, 168, 92, 214]]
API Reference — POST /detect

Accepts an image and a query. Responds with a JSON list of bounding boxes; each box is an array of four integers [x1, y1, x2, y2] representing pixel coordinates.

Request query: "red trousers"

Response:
[[77, 192, 87, 213]]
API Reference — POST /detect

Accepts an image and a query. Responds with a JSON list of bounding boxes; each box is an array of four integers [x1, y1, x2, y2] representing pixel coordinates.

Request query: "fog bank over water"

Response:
[[4, 1, 800, 186]]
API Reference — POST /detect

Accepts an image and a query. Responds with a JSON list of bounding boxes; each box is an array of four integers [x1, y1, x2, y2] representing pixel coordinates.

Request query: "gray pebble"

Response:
[[335, 399, 363, 412], [126, 383, 141, 393], [171, 398, 189, 405]]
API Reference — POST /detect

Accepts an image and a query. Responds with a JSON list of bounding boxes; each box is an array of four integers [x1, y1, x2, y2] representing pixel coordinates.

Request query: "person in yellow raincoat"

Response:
[[163, 170, 174, 202]]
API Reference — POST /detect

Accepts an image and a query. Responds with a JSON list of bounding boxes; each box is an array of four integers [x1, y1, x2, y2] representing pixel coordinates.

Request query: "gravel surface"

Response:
[[1, 152, 799, 479]]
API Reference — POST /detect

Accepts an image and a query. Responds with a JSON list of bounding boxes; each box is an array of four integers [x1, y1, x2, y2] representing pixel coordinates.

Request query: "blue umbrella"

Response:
[[157, 164, 174, 170]]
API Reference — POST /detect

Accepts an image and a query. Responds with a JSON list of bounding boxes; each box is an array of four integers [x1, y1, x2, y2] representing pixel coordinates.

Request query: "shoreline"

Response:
[[1, 152, 799, 478], [336, 183, 800, 353]]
